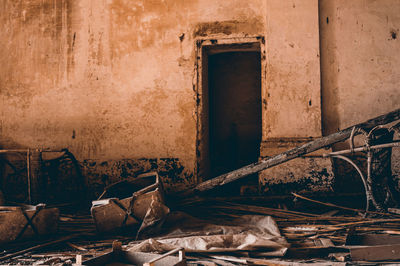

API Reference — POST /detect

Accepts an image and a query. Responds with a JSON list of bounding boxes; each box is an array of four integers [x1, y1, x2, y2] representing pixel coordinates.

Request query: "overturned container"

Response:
[[0, 204, 59, 244], [91, 172, 168, 234]]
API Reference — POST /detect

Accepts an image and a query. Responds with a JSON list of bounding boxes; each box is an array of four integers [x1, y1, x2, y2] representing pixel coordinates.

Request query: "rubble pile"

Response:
[[0, 109, 399, 265]]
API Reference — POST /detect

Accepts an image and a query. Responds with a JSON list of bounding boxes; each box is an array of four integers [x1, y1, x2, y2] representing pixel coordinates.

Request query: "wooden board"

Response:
[[183, 108, 400, 195], [83, 248, 186, 266], [350, 244, 400, 261]]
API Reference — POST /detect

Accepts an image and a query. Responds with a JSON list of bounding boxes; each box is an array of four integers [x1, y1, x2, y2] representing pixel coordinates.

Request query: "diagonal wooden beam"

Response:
[[183, 108, 400, 196]]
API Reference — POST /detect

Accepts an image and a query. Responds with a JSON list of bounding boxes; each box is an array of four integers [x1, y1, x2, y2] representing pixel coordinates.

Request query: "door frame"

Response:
[[194, 36, 267, 184]]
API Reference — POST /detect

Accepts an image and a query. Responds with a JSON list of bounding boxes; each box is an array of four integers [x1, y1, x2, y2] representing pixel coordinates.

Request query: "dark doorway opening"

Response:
[[199, 44, 262, 193]]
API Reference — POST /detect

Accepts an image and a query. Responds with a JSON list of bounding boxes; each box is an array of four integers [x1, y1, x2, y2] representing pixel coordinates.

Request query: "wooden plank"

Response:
[[350, 244, 400, 261], [346, 233, 400, 246], [0, 235, 76, 262], [315, 238, 334, 247], [84, 250, 186, 266], [286, 246, 349, 259], [183, 108, 400, 195], [292, 193, 397, 217]]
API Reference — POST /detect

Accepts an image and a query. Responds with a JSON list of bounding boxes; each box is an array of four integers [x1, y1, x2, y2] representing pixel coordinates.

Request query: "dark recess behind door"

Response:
[[208, 51, 262, 184]]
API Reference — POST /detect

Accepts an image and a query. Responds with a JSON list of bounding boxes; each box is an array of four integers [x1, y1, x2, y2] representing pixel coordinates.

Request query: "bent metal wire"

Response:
[[323, 122, 400, 215]]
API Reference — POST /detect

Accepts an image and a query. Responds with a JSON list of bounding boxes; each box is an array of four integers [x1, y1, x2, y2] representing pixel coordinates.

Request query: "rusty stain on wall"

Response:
[[82, 158, 194, 199]]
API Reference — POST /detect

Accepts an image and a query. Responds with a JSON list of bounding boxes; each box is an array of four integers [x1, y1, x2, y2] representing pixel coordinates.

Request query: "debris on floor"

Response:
[[3, 197, 400, 265], [91, 172, 169, 236], [0, 109, 399, 265]]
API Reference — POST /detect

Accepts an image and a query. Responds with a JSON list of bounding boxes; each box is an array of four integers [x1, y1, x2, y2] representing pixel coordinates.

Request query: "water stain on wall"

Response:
[[193, 18, 264, 37], [83, 158, 194, 199]]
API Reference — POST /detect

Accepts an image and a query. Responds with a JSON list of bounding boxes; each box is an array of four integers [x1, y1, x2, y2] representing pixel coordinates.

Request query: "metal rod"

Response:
[[365, 149, 381, 211], [324, 141, 400, 157], [0, 149, 64, 154], [27, 148, 31, 204], [331, 155, 370, 214], [0, 149, 30, 153]]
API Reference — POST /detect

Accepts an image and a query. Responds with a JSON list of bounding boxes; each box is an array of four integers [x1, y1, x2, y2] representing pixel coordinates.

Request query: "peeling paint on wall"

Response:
[[260, 157, 334, 195], [0, 0, 399, 200]]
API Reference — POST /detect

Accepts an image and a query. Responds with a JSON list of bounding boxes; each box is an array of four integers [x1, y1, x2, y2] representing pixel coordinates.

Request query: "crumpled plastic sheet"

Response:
[[130, 213, 289, 257]]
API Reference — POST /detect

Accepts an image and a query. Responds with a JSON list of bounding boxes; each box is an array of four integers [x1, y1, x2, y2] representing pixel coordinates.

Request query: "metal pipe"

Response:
[[349, 126, 356, 153], [367, 125, 386, 139], [27, 148, 31, 204], [365, 149, 382, 211], [323, 141, 400, 157], [331, 155, 370, 214], [366, 150, 375, 210]]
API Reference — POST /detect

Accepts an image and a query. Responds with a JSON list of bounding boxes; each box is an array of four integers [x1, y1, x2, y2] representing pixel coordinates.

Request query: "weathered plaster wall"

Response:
[[259, 0, 330, 192], [320, 0, 400, 136], [3, 0, 397, 198], [1, 0, 272, 196], [263, 0, 321, 140], [0, 0, 200, 194], [262, 0, 400, 194], [319, 0, 400, 189]]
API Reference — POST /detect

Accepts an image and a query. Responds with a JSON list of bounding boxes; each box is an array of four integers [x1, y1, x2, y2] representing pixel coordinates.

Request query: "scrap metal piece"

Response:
[[324, 125, 399, 213], [91, 172, 168, 234]]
